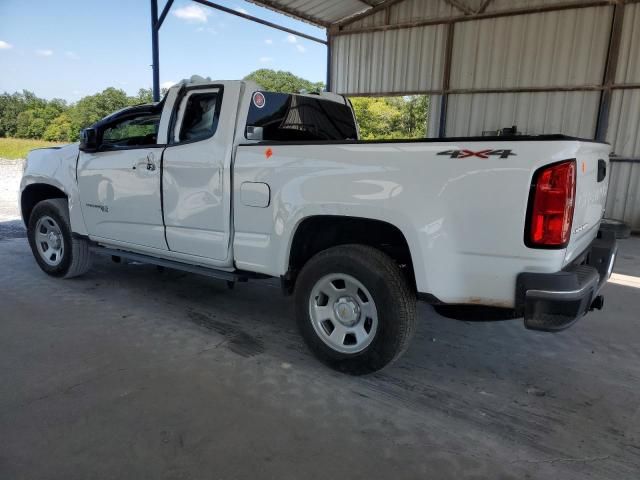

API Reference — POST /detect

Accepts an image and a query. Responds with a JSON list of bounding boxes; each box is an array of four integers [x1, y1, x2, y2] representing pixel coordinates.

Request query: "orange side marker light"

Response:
[[265, 147, 273, 159]]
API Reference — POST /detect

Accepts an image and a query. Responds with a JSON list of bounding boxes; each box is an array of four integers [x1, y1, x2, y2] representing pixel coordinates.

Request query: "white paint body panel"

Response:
[[77, 147, 167, 250], [20, 80, 611, 309], [233, 140, 610, 307], [20, 144, 88, 235], [162, 85, 236, 262]]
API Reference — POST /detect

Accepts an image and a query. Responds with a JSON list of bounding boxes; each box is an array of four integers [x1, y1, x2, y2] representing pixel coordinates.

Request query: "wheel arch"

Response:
[[284, 215, 416, 293], [21, 183, 68, 227]]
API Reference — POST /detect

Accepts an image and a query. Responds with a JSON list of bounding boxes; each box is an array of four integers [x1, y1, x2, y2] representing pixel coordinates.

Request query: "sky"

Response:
[[0, 0, 327, 102]]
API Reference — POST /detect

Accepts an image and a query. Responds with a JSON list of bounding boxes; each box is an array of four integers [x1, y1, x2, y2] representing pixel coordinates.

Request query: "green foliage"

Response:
[[244, 69, 324, 94], [16, 101, 67, 139], [0, 90, 48, 137], [43, 113, 74, 142], [68, 87, 132, 138], [0, 70, 430, 143], [0, 87, 159, 143], [350, 95, 429, 140]]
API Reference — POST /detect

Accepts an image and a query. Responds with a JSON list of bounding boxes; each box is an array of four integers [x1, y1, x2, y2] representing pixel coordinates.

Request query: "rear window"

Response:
[[246, 92, 357, 141]]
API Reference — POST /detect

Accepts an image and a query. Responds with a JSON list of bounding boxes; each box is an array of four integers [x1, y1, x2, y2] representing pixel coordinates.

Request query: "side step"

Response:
[[90, 246, 252, 283]]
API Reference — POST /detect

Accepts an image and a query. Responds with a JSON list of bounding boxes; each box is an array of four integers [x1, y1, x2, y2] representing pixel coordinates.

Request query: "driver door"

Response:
[[77, 110, 168, 250]]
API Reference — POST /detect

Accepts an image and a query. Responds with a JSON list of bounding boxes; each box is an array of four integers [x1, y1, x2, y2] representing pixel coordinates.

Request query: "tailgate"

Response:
[[564, 142, 611, 264]]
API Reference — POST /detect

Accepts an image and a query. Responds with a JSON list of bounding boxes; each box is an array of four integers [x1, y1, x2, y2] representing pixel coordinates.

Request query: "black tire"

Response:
[[27, 198, 92, 278], [294, 244, 416, 374], [600, 218, 631, 239]]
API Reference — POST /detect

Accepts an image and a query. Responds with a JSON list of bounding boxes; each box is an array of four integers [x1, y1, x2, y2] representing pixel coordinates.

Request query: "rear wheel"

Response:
[[295, 244, 416, 374], [27, 199, 92, 278]]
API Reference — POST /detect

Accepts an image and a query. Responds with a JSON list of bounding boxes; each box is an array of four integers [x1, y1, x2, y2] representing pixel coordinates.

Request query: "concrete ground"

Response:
[[1, 161, 639, 479]]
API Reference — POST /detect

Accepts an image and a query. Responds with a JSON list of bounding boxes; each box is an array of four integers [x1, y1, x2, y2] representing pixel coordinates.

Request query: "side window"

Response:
[[177, 91, 220, 142], [101, 113, 160, 148], [245, 92, 358, 141]]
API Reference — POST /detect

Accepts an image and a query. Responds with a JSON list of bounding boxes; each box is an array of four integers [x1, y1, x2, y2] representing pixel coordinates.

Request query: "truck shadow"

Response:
[[0, 219, 26, 241]]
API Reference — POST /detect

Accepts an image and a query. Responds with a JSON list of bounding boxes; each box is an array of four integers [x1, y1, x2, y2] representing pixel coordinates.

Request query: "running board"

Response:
[[89, 246, 250, 283]]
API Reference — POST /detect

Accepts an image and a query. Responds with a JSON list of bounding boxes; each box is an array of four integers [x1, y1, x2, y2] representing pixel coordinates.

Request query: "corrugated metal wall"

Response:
[[330, 0, 640, 229], [445, 5, 611, 136], [606, 160, 640, 230], [606, 3, 640, 158]]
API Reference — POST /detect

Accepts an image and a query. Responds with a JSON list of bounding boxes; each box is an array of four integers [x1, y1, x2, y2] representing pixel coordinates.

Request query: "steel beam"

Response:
[[438, 22, 455, 137], [192, 0, 327, 44], [156, 0, 175, 28], [595, 2, 626, 142], [335, 0, 628, 35], [151, 0, 161, 102], [338, 83, 640, 97], [246, 0, 330, 27], [326, 33, 332, 91], [338, 0, 407, 27]]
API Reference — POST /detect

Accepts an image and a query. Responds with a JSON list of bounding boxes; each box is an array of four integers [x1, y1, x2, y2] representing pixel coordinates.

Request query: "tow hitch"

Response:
[[590, 295, 604, 311]]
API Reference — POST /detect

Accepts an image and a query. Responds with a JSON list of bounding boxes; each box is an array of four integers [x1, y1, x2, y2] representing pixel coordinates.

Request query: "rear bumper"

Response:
[[516, 231, 617, 331]]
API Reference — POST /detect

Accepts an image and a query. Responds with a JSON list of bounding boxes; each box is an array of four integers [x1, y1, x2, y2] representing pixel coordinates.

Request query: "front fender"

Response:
[[21, 143, 88, 235]]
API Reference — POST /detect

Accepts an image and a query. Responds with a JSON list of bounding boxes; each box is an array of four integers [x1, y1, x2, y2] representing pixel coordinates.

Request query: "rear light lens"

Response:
[[526, 159, 576, 248]]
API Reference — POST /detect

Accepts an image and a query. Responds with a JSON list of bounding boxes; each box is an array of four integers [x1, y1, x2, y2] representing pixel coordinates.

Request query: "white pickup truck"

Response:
[[20, 77, 617, 373]]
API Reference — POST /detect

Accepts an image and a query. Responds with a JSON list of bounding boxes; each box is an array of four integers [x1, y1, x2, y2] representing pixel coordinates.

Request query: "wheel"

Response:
[[600, 218, 631, 239], [294, 244, 416, 374], [27, 198, 92, 278]]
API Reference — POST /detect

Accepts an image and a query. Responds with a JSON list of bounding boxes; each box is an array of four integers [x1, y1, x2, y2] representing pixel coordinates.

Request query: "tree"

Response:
[[43, 113, 74, 142], [0, 75, 429, 142], [67, 87, 132, 138], [349, 95, 429, 140], [350, 97, 403, 139], [15, 101, 67, 139], [244, 69, 324, 93], [0, 90, 47, 137], [134, 88, 154, 104]]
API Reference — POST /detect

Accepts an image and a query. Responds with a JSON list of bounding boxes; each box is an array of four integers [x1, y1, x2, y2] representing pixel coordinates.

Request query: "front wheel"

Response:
[[294, 245, 416, 374], [27, 198, 92, 278]]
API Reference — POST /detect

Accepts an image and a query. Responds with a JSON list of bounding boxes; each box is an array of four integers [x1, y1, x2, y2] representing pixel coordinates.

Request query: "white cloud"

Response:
[[161, 80, 177, 89], [264, 38, 273, 45], [173, 4, 210, 23], [286, 34, 297, 43], [35, 49, 53, 56], [234, 7, 248, 14], [296, 44, 306, 53], [0, 40, 13, 50], [65, 51, 80, 60], [259, 56, 273, 64]]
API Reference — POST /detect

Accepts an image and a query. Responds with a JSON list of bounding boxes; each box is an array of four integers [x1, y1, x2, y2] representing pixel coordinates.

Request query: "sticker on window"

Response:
[[252, 92, 266, 109]]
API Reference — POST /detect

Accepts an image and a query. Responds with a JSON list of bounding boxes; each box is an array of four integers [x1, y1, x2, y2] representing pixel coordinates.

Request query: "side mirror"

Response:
[[246, 125, 263, 141], [79, 128, 98, 152]]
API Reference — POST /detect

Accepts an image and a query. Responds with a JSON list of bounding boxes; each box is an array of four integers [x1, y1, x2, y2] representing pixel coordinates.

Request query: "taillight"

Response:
[[525, 159, 576, 248]]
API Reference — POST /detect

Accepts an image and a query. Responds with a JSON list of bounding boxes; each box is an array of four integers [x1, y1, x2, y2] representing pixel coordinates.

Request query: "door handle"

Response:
[[132, 153, 157, 171]]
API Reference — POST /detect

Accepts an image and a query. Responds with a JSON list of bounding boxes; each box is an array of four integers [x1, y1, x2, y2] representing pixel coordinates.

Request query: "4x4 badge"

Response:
[[437, 149, 516, 159]]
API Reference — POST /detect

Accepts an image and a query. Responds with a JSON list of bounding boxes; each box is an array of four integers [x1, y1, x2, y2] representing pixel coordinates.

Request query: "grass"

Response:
[[0, 137, 67, 160]]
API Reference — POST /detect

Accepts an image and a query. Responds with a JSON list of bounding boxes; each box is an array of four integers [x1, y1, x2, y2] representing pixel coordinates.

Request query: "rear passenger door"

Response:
[[161, 85, 234, 264]]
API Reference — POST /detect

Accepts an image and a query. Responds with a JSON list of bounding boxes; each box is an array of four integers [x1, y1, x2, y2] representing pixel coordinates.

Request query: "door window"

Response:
[[101, 113, 160, 148], [175, 91, 221, 143]]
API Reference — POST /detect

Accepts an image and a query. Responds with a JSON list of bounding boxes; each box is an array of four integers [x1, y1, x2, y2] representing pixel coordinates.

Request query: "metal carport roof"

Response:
[[247, 0, 392, 26]]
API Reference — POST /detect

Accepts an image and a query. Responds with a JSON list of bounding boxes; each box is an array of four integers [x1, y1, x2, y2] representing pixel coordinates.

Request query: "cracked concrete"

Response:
[[1, 162, 640, 479]]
